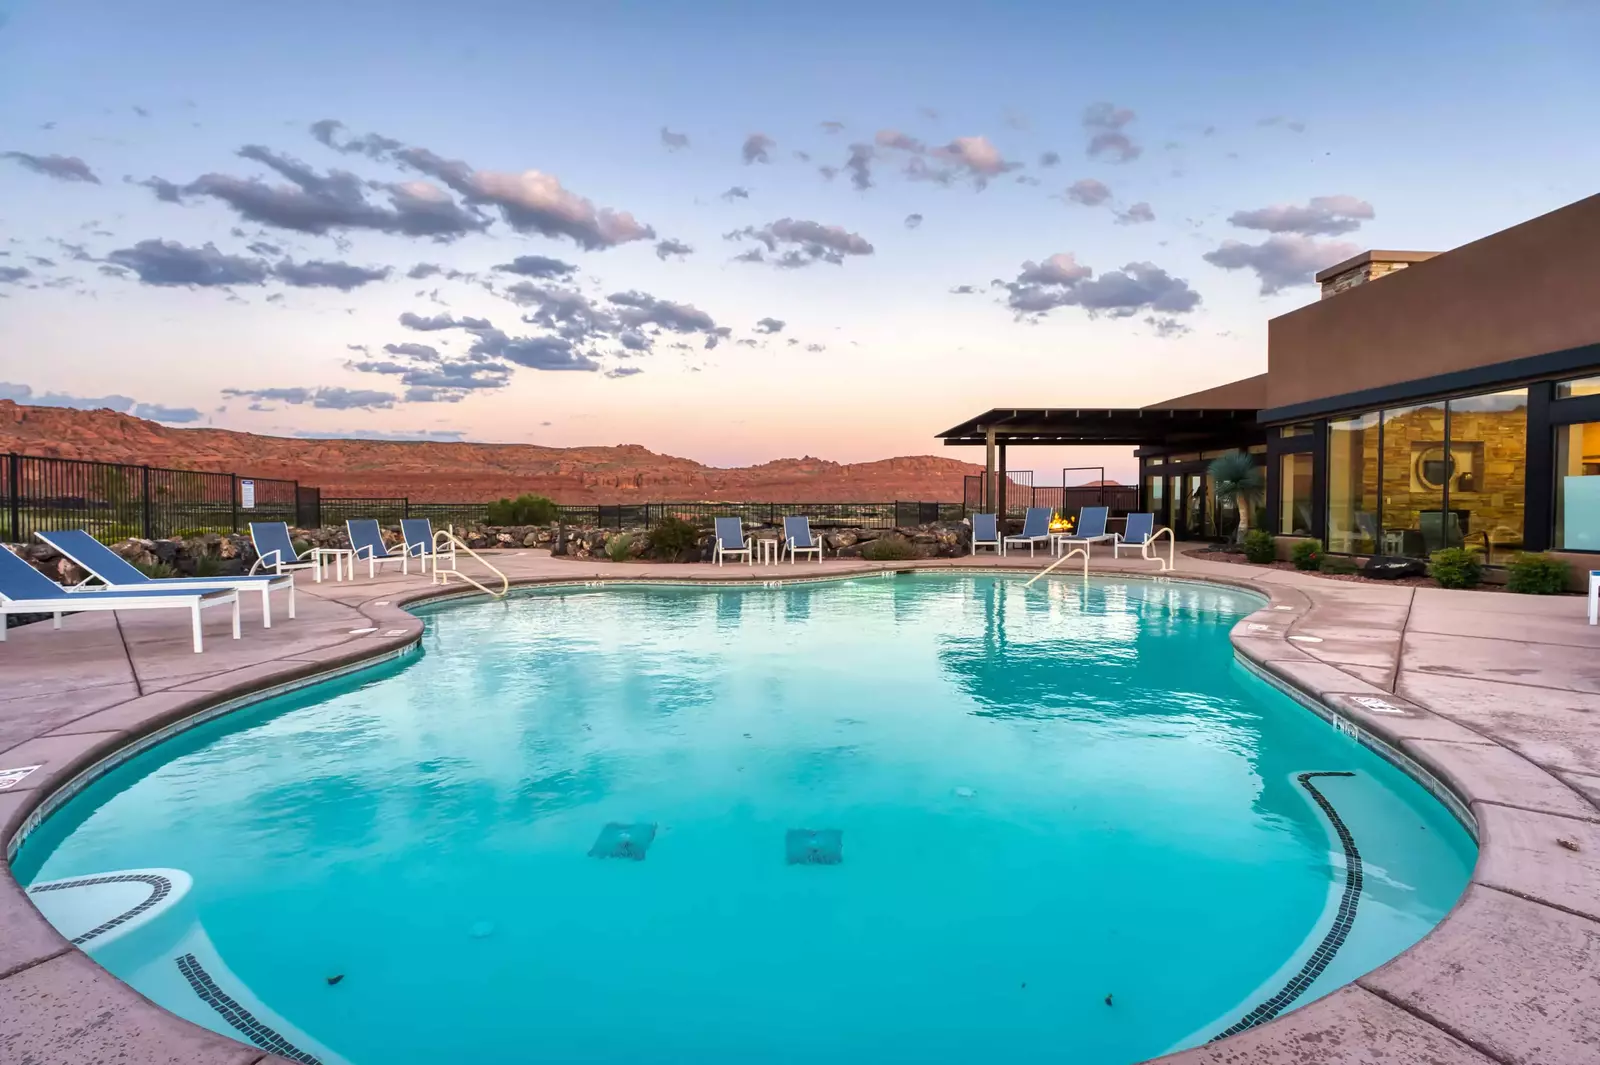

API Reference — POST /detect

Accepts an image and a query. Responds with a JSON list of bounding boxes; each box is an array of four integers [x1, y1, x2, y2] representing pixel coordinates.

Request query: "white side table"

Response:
[[756, 539, 780, 565], [312, 547, 352, 582]]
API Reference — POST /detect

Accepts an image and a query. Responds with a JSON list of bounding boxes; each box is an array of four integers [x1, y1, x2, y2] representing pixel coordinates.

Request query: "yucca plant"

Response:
[[1208, 449, 1265, 542]]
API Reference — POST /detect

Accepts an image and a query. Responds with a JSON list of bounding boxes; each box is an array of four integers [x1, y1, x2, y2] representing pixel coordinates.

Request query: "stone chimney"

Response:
[[1315, 250, 1438, 299]]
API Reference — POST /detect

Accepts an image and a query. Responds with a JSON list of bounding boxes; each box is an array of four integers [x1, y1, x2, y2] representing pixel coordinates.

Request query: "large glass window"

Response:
[[1146, 474, 1165, 525], [1556, 422, 1600, 550], [1279, 452, 1314, 535], [1327, 412, 1380, 553], [1557, 376, 1600, 399], [1446, 390, 1526, 562], [1380, 403, 1448, 557], [1184, 473, 1204, 537]]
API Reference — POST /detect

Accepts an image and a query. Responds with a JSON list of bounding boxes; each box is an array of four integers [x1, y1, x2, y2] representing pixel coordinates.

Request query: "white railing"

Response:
[[427, 525, 508, 599], [1144, 527, 1175, 571], [1024, 545, 1089, 587]]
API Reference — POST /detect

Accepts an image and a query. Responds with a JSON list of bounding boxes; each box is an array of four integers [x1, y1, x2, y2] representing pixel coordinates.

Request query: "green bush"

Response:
[[1429, 547, 1483, 589], [192, 554, 224, 577], [1318, 556, 1358, 575], [1242, 529, 1277, 564], [132, 559, 177, 578], [647, 516, 700, 560], [1290, 539, 1324, 571], [861, 535, 919, 561], [603, 533, 634, 563], [486, 493, 558, 526], [1506, 552, 1569, 595]]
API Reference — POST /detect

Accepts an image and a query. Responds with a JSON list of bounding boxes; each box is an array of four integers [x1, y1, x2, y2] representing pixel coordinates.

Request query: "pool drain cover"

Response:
[[786, 829, 843, 865], [589, 822, 656, 860]]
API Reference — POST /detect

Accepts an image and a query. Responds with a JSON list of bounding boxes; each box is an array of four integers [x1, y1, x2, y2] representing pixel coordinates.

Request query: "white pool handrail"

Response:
[[429, 525, 508, 599], [1024, 545, 1089, 587], [1144, 527, 1175, 572]]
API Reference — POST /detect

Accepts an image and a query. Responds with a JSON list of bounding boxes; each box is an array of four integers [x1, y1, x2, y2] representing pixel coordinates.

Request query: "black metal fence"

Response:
[[962, 474, 1140, 518], [318, 498, 964, 531], [2, 452, 300, 543], [1, 451, 966, 544]]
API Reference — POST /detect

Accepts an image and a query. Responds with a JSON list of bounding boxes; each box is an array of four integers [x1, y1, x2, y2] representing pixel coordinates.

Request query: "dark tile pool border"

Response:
[[28, 871, 174, 946]]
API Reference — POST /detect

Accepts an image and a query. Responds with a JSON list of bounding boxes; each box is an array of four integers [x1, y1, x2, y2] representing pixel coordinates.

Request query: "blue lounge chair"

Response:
[[1055, 505, 1116, 558], [783, 516, 822, 564], [36, 529, 294, 628], [346, 519, 410, 578], [970, 513, 1000, 555], [713, 517, 751, 566], [1003, 507, 1053, 557], [1113, 513, 1156, 557], [401, 518, 449, 573], [1, 545, 238, 653], [248, 522, 321, 581]]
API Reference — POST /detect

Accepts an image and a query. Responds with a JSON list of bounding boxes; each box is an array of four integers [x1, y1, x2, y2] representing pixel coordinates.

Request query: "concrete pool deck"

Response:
[[1, 547, 1596, 1064]]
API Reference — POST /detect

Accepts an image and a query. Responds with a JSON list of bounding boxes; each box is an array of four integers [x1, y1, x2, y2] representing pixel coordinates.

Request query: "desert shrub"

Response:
[[1290, 539, 1324, 571], [132, 559, 177, 578], [192, 554, 224, 577], [861, 535, 919, 561], [291, 537, 312, 555], [1506, 552, 1569, 595], [1429, 547, 1483, 590], [603, 533, 634, 563], [1318, 556, 1358, 575], [647, 516, 699, 560], [1242, 529, 1277, 564], [486, 493, 558, 526]]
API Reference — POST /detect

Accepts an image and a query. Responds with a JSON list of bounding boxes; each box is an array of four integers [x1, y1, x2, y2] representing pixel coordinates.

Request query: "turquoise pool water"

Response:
[[14, 574, 1474, 1065]]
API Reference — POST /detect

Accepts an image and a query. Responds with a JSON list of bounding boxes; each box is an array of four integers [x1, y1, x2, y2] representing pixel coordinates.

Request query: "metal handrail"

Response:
[[1144, 527, 1175, 571], [1024, 545, 1089, 587], [429, 525, 508, 599]]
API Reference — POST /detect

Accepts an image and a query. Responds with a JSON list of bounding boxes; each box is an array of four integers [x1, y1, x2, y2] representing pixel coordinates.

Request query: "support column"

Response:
[[997, 442, 1008, 521], [984, 426, 996, 510]]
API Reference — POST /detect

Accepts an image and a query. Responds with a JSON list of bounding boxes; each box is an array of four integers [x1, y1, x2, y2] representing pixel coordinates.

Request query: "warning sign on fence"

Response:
[[240, 479, 255, 509]]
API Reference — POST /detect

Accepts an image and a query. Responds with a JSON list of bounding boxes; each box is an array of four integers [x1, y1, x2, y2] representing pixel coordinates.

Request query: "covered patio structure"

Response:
[[935, 401, 1264, 531]]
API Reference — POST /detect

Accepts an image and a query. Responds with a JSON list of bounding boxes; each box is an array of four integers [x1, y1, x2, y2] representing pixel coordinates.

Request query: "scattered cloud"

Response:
[[1066, 178, 1113, 206], [1203, 234, 1360, 294], [273, 259, 391, 290], [660, 126, 690, 151], [291, 427, 468, 441], [1083, 102, 1141, 162], [106, 239, 270, 287], [904, 213, 923, 229], [1003, 253, 1201, 319], [399, 311, 492, 331], [844, 143, 874, 190], [2, 151, 100, 183], [819, 120, 846, 134], [406, 262, 472, 280], [725, 217, 875, 268], [654, 238, 693, 260], [222, 386, 397, 410], [1039, 151, 1061, 168], [1227, 195, 1374, 236], [0, 266, 32, 284], [1258, 116, 1307, 133], [1145, 315, 1189, 338], [754, 317, 785, 334], [307, 120, 654, 249], [1115, 201, 1155, 225], [606, 366, 644, 378], [875, 129, 925, 153], [493, 254, 578, 279], [0, 382, 202, 422], [742, 132, 776, 164], [720, 186, 750, 201], [949, 284, 979, 295]]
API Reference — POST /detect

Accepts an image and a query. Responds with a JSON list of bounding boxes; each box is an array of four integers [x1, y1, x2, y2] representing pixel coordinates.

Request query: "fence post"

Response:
[[141, 466, 153, 539], [6, 453, 18, 543], [403, 497, 410, 520], [230, 474, 238, 533]]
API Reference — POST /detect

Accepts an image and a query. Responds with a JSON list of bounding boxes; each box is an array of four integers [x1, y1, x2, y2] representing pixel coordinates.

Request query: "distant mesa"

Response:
[[0, 400, 987, 503]]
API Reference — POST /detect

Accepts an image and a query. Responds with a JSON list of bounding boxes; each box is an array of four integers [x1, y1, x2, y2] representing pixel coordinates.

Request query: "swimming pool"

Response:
[[13, 573, 1475, 1065]]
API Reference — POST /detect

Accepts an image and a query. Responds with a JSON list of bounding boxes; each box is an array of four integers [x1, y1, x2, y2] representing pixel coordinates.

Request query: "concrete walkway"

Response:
[[1, 548, 1596, 1064]]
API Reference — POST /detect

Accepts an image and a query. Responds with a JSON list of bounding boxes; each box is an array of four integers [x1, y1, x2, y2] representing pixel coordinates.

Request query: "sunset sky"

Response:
[[1, 1, 1595, 482]]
